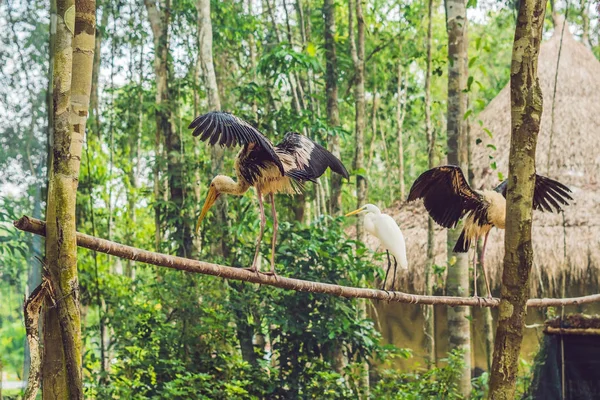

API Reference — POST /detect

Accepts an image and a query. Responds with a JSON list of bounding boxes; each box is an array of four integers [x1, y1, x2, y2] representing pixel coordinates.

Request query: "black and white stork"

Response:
[[407, 165, 573, 297], [189, 111, 349, 275]]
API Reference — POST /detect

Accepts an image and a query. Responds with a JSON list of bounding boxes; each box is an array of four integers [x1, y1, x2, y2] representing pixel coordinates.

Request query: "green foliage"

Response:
[[3, 0, 592, 394], [373, 349, 466, 399]]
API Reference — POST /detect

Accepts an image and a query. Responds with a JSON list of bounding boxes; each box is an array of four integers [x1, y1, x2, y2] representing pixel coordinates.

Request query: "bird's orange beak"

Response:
[[344, 208, 364, 217], [196, 186, 221, 234]]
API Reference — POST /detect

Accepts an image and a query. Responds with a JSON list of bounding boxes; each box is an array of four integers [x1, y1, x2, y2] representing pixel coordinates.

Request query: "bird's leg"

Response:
[[391, 256, 398, 292], [265, 193, 278, 276], [247, 190, 266, 273], [382, 250, 392, 291], [472, 236, 479, 298], [481, 231, 492, 299]]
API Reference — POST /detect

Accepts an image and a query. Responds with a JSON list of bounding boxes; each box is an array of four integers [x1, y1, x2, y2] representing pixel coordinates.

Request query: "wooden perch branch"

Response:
[[14, 215, 600, 308]]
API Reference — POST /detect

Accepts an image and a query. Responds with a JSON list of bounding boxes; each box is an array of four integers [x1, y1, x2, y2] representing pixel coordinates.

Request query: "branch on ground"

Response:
[[14, 215, 600, 308]]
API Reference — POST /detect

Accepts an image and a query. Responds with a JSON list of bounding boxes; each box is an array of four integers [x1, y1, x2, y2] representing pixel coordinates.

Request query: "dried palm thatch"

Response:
[[352, 21, 600, 298]]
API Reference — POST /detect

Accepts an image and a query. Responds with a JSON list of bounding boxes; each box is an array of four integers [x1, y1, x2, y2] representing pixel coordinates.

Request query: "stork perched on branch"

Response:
[[190, 111, 349, 275], [407, 165, 573, 297]]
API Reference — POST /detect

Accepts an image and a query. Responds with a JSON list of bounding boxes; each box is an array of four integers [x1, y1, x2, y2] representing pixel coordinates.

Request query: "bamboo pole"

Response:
[[14, 215, 600, 309]]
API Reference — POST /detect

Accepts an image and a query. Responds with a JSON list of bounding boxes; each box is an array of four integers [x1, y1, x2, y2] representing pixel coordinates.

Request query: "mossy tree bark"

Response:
[[488, 0, 546, 397], [43, 1, 96, 399], [324, 0, 342, 215], [445, 0, 471, 393]]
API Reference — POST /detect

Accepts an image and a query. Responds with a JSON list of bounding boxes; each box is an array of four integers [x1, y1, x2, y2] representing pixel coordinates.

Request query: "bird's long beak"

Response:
[[196, 186, 220, 234], [344, 208, 364, 217]]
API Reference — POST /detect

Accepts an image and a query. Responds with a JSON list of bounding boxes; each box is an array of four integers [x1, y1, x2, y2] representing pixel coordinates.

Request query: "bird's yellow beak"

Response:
[[196, 186, 221, 234], [344, 208, 364, 217]]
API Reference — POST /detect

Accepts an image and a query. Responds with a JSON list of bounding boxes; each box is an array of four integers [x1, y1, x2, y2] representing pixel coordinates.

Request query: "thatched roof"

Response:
[[357, 21, 600, 297]]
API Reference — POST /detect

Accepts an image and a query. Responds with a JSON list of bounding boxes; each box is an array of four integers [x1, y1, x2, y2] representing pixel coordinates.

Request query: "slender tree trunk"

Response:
[[445, 0, 471, 393], [248, 0, 258, 118], [467, 102, 494, 372], [145, 0, 164, 252], [43, 1, 96, 398], [349, 1, 369, 394], [349, 0, 367, 242], [90, 0, 107, 134], [145, 0, 189, 257], [24, 178, 43, 380], [423, 0, 436, 369], [396, 64, 407, 200], [367, 63, 378, 171], [488, 0, 546, 397], [197, 0, 229, 258], [580, 0, 591, 48]]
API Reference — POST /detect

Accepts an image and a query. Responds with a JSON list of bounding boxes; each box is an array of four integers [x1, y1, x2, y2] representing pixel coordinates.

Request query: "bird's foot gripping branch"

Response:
[[14, 215, 600, 308]]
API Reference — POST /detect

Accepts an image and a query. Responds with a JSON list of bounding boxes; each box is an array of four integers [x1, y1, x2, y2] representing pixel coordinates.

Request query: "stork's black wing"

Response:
[[407, 165, 487, 228], [275, 132, 350, 183], [493, 174, 573, 213], [188, 111, 284, 175]]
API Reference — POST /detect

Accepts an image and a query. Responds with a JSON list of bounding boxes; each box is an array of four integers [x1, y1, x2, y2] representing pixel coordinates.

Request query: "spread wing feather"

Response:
[[407, 165, 487, 228], [493, 174, 573, 213], [276, 132, 350, 183], [189, 111, 284, 175]]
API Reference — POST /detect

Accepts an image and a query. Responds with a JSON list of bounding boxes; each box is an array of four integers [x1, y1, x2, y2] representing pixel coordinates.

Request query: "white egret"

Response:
[[345, 204, 408, 290]]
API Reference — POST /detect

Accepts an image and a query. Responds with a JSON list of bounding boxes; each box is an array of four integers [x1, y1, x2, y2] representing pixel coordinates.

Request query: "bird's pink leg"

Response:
[[266, 193, 278, 276], [248, 189, 266, 273], [481, 231, 492, 298], [472, 236, 478, 297]]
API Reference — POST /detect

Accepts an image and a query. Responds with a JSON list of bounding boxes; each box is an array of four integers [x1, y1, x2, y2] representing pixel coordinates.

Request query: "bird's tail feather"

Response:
[[453, 229, 470, 253]]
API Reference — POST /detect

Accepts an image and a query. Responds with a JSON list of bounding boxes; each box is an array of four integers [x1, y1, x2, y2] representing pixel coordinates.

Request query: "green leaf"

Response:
[[486, 144, 496, 151], [468, 56, 478, 68], [476, 138, 482, 145], [463, 109, 472, 120]]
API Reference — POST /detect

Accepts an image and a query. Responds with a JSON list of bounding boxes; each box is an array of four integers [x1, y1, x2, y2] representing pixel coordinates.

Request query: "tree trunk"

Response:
[[580, 0, 591, 48], [324, 0, 342, 215], [24, 177, 43, 380], [396, 64, 407, 199], [323, 0, 345, 352], [423, 0, 436, 369], [366, 63, 378, 171], [145, 0, 190, 257], [488, 0, 546, 397], [43, 1, 96, 399], [349, 0, 369, 394], [196, 0, 229, 258], [90, 0, 107, 134], [445, 0, 471, 393], [349, 0, 367, 242]]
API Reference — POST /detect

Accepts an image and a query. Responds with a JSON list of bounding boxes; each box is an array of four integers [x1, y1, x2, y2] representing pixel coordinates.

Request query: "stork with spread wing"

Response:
[[190, 111, 349, 275], [407, 165, 573, 297]]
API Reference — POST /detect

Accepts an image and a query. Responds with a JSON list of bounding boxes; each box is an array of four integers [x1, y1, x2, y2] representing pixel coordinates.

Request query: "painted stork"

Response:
[[407, 165, 573, 297], [189, 111, 349, 275], [345, 204, 408, 291]]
